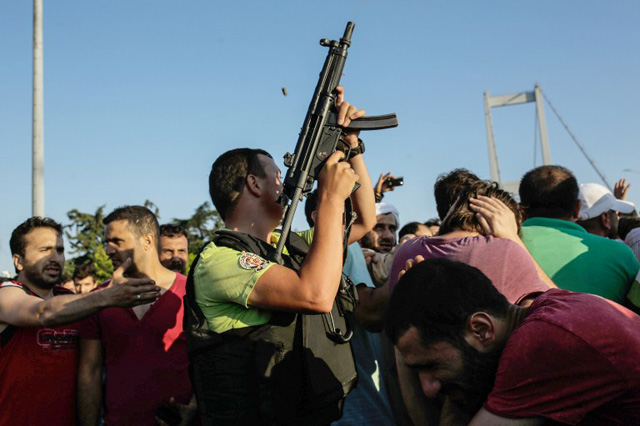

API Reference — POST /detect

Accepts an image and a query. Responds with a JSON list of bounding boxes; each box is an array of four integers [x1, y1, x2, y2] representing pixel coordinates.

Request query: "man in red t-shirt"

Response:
[[77, 206, 196, 426], [386, 258, 640, 426], [0, 217, 159, 426]]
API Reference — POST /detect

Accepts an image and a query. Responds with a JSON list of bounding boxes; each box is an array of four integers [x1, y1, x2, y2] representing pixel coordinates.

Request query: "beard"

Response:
[[24, 261, 62, 290], [443, 340, 502, 415], [163, 258, 186, 274]]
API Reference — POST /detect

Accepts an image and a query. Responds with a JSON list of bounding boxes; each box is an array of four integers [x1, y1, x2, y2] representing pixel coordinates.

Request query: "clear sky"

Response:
[[1, 1, 639, 274]]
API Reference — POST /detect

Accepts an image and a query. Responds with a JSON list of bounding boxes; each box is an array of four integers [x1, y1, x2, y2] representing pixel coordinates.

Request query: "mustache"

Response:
[[44, 262, 62, 270]]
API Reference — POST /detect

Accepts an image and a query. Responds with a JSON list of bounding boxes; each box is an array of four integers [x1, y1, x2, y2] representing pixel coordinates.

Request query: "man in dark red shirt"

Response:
[[77, 206, 195, 426], [0, 217, 159, 426], [386, 258, 640, 425]]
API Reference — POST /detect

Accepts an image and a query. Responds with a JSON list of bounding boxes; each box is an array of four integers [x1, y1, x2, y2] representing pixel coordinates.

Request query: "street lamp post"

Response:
[[32, 0, 45, 217]]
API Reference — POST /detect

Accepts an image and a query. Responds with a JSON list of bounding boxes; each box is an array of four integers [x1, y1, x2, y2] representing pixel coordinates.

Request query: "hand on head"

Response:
[[398, 255, 425, 279], [469, 196, 519, 241]]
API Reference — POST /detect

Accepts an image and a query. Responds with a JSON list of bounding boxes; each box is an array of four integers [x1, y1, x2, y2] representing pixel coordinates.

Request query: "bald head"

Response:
[[519, 165, 579, 220]]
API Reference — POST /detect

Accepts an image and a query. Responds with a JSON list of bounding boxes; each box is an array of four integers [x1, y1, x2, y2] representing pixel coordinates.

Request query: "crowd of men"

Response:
[[1, 90, 639, 426]]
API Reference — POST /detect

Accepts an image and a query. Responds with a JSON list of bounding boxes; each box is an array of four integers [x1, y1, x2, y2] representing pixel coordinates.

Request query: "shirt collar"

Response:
[[523, 217, 587, 233]]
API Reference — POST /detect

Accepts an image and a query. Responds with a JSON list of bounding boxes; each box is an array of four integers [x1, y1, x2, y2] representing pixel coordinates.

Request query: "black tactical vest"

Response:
[[184, 230, 357, 426]]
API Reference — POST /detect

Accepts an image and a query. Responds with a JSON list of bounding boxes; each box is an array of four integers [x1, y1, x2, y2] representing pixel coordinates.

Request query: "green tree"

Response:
[[65, 205, 113, 281], [171, 202, 222, 253]]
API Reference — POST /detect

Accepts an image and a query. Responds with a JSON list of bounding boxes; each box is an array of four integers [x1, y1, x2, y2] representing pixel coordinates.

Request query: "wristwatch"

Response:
[[338, 138, 365, 159]]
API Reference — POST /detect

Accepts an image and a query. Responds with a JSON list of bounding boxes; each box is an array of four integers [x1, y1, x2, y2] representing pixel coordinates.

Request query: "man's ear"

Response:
[[13, 254, 24, 273], [245, 174, 261, 197], [571, 200, 582, 221], [141, 233, 155, 252], [600, 212, 612, 232], [465, 312, 496, 350], [310, 210, 318, 226]]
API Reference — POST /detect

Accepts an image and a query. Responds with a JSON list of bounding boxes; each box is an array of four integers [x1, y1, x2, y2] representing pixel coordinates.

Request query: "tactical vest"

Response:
[[184, 230, 357, 426]]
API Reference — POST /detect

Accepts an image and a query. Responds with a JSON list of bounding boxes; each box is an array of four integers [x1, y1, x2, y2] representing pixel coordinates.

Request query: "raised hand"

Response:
[[104, 258, 161, 307], [398, 255, 425, 280], [318, 150, 360, 202], [375, 172, 399, 195], [335, 85, 366, 147], [614, 178, 631, 200]]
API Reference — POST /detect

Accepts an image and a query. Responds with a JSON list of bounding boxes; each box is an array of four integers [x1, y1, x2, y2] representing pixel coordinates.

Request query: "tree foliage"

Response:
[[63, 202, 222, 280], [65, 205, 113, 281], [171, 202, 222, 253]]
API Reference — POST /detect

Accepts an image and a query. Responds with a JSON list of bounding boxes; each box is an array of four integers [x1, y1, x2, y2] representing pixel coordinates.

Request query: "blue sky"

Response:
[[1, 1, 639, 273]]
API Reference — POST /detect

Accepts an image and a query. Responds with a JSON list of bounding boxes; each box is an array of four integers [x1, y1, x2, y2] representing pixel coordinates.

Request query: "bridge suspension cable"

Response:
[[540, 89, 612, 190]]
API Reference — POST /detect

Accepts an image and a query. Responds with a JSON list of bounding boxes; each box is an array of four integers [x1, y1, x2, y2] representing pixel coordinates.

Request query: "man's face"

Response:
[[159, 235, 189, 274], [61, 279, 76, 293], [415, 224, 433, 237], [74, 276, 97, 294], [256, 154, 284, 222], [105, 220, 140, 273], [15, 227, 65, 290], [361, 213, 398, 253], [396, 327, 500, 414]]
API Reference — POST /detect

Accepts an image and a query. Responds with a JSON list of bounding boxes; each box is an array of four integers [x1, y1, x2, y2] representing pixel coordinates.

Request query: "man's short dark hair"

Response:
[[434, 169, 481, 220], [385, 258, 510, 347], [159, 224, 189, 240], [439, 180, 522, 235], [103, 206, 159, 239], [519, 165, 579, 220], [424, 218, 441, 228], [209, 148, 272, 220], [73, 263, 97, 281], [399, 222, 425, 239], [304, 189, 319, 228], [10, 217, 63, 257], [619, 217, 640, 241]]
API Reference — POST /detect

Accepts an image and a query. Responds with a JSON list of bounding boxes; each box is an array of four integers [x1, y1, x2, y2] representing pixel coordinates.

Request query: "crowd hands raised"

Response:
[[1, 87, 640, 426]]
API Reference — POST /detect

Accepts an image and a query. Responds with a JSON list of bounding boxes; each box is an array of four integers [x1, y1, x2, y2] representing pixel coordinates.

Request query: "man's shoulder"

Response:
[[518, 289, 640, 340], [195, 240, 273, 286], [0, 280, 27, 292], [197, 239, 248, 266], [522, 217, 582, 234], [577, 230, 639, 270], [170, 273, 188, 294]]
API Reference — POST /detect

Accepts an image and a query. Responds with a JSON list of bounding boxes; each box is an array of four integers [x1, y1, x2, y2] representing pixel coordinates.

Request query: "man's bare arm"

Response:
[[334, 85, 376, 243], [0, 260, 160, 328], [249, 151, 358, 314], [469, 408, 545, 426], [354, 282, 389, 332], [77, 339, 104, 426]]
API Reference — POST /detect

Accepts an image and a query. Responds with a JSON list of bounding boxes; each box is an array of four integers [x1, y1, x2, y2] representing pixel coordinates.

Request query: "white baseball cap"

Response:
[[578, 183, 635, 220], [375, 202, 400, 227]]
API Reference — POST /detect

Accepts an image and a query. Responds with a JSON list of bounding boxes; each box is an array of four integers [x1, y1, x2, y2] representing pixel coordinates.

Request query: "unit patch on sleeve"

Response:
[[238, 252, 269, 271]]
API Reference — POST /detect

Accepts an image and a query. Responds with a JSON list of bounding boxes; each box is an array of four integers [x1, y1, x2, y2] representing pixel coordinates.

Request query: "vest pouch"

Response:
[[336, 275, 359, 313], [251, 323, 305, 425], [300, 306, 358, 419]]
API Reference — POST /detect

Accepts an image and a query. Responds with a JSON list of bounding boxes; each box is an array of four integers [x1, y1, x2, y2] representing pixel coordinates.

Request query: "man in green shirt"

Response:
[[519, 165, 639, 304]]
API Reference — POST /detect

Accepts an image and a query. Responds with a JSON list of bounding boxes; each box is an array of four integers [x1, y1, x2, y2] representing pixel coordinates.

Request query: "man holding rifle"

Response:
[[186, 86, 376, 425]]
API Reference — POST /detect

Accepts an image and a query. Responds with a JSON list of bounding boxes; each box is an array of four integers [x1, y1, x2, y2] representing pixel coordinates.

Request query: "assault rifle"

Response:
[[275, 21, 398, 263]]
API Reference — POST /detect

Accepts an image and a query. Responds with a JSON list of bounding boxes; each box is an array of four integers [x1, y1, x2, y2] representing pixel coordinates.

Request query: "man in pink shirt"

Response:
[[388, 258, 640, 425], [77, 206, 195, 426]]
